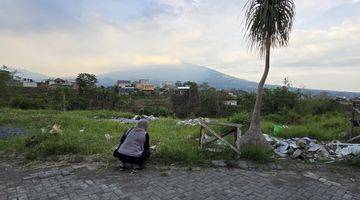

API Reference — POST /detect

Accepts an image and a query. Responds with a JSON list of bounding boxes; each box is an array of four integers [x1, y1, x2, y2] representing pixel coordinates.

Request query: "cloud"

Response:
[[0, 0, 359, 91]]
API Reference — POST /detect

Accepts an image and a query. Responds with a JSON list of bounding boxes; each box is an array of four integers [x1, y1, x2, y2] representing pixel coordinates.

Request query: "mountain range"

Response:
[[10, 64, 360, 98], [96, 64, 260, 90]]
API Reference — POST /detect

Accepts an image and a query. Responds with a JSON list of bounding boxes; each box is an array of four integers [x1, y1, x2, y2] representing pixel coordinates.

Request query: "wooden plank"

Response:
[[348, 134, 360, 142], [204, 129, 235, 144], [207, 121, 242, 128], [236, 127, 241, 150], [354, 108, 360, 114], [199, 121, 240, 154], [199, 126, 205, 148]]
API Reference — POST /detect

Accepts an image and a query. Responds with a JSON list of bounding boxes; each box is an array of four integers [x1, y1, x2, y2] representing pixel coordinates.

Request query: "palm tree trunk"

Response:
[[239, 38, 271, 148], [248, 39, 271, 133]]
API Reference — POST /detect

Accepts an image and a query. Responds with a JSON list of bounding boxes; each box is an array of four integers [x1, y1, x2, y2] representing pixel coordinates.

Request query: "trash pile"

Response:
[[176, 118, 211, 126], [264, 134, 360, 162], [109, 115, 158, 124]]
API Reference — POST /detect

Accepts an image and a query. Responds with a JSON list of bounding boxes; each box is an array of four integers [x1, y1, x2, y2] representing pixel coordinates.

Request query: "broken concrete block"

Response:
[[292, 149, 303, 159], [296, 138, 307, 149], [211, 160, 227, 167], [237, 161, 248, 169]]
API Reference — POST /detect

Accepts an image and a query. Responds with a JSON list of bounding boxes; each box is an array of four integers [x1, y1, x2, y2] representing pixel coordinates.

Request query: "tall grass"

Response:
[[0, 108, 238, 165], [0, 108, 352, 165]]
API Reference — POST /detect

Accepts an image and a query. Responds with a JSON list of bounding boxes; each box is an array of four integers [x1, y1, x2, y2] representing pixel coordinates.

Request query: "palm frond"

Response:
[[244, 0, 295, 56]]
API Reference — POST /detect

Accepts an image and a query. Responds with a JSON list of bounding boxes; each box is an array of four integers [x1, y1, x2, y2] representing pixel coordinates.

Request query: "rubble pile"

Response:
[[109, 115, 158, 123], [176, 118, 211, 126], [264, 134, 360, 162]]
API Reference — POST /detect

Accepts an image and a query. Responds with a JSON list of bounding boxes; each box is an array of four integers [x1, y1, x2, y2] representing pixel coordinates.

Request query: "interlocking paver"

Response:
[[0, 164, 360, 200]]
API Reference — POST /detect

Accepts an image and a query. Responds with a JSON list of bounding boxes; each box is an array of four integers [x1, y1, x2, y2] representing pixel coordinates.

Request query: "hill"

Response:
[[5, 67, 49, 82], [97, 64, 259, 90]]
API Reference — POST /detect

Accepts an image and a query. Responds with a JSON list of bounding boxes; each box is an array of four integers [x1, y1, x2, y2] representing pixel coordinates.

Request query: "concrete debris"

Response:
[[150, 145, 157, 157], [50, 124, 61, 135], [274, 148, 288, 157], [335, 145, 360, 157], [110, 115, 158, 124], [264, 134, 360, 161], [292, 149, 303, 158], [104, 134, 112, 141], [211, 160, 227, 167], [132, 115, 158, 121], [296, 138, 307, 149], [308, 144, 321, 152], [176, 118, 211, 126]]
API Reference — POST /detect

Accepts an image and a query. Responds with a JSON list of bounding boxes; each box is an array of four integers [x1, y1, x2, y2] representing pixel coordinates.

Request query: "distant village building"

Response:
[[161, 81, 174, 90], [21, 78, 37, 88], [135, 79, 155, 92], [47, 78, 77, 89], [138, 79, 149, 84], [177, 86, 190, 90], [223, 100, 238, 106], [117, 80, 135, 95]]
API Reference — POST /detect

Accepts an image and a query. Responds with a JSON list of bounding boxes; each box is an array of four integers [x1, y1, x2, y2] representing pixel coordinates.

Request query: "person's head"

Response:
[[136, 119, 148, 132]]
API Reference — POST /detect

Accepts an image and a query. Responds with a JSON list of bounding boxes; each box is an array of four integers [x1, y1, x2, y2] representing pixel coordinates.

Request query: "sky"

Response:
[[0, 0, 359, 92]]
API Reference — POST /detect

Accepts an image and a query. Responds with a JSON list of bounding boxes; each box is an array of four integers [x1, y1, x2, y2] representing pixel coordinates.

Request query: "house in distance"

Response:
[[134, 79, 155, 93], [117, 80, 135, 95]]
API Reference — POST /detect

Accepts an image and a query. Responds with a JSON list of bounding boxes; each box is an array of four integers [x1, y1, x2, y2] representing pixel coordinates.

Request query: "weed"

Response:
[[240, 145, 273, 163]]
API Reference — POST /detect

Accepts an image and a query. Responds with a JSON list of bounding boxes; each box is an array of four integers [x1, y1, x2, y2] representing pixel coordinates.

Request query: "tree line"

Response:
[[0, 70, 343, 119]]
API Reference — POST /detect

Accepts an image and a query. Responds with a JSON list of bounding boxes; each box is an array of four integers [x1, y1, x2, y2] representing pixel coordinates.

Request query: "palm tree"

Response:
[[239, 0, 295, 148]]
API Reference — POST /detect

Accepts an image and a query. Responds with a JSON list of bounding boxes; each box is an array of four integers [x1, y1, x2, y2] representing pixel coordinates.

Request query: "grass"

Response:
[[0, 108, 354, 166], [261, 113, 350, 141], [239, 144, 273, 163], [0, 108, 238, 165]]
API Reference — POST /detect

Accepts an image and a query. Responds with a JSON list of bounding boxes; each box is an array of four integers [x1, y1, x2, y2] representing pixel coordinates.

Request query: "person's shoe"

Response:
[[132, 164, 143, 171], [119, 162, 129, 171]]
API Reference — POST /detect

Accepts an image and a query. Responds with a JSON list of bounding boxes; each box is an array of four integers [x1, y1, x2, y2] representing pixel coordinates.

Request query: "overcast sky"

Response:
[[0, 0, 359, 92]]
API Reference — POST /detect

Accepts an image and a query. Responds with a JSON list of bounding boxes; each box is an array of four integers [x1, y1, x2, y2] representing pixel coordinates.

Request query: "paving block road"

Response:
[[0, 162, 359, 200]]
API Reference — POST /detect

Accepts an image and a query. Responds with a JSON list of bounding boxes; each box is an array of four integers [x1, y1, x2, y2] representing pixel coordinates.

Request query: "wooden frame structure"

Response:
[[198, 120, 242, 154]]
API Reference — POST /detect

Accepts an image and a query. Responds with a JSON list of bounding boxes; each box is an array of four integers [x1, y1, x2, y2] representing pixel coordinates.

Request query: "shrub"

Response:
[[240, 145, 273, 163], [40, 140, 82, 156], [262, 87, 300, 115], [139, 106, 173, 117], [228, 112, 252, 129], [9, 97, 44, 109], [280, 124, 346, 141], [296, 98, 341, 115], [261, 121, 274, 134], [68, 97, 89, 110], [265, 110, 303, 125]]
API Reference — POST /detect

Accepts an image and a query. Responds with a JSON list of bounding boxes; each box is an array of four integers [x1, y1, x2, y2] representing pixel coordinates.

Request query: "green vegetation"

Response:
[[0, 106, 354, 165], [239, 145, 273, 163], [0, 71, 358, 166], [0, 108, 238, 165], [276, 114, 348, 141]]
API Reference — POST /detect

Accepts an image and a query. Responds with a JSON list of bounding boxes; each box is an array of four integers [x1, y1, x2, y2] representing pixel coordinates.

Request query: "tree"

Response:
[[175, 81, 183, 87], [75, 73, 97, 94], [239, 0, 295, 148], [0, 69, 11, 91], [55, 86, 68, 112]]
